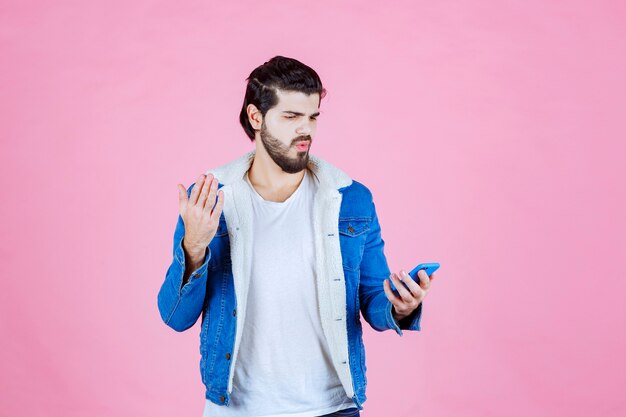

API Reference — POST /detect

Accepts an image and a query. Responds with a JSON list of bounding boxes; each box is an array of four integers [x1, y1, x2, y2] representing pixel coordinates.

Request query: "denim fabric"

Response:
[[317, 407, 360, 417], [157, 177, 423, 411]]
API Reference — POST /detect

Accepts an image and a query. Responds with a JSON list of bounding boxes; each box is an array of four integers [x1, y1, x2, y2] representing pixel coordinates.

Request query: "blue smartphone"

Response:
[[390, 262, 440, 292]]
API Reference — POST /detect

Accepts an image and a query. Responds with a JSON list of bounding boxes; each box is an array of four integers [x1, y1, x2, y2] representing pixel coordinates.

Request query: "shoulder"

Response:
[[338, 179, 376, 219], [339, 179, 373, 202]]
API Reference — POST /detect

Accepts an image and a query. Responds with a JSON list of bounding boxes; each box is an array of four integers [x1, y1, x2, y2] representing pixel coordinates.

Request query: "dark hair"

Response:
[[239, 55, 327, 141]]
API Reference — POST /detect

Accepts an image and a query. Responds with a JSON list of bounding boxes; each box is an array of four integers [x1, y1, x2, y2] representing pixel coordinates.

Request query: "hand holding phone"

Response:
[[390, 262, 440, 292]]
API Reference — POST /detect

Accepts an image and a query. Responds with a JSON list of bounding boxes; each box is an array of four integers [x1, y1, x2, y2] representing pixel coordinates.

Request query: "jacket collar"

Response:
[[205, 149, 353, 190]]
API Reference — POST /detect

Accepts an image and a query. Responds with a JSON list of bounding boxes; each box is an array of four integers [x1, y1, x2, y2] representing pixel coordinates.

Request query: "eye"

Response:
[[284, 115, 296, 119], [310, 117, 317, 121]]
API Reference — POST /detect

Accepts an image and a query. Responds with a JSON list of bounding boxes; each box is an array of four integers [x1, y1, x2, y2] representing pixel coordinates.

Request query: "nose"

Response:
[[296, 120, 314, 136], [296, 126, 310, 136]]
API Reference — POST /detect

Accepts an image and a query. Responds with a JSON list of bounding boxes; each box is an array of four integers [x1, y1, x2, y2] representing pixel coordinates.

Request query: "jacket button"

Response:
[[348, 226, 355, 233], [233, 309, 236, 316], [219, 396, 225, 403], [225, 352, 231, 360]]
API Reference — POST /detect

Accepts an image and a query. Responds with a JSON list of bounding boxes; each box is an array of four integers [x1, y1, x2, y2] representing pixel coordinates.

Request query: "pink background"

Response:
[[1, 1, 625, 416]]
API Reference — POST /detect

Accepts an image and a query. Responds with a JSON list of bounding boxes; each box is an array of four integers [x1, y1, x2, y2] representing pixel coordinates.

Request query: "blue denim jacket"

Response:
[[157, 151, 422, 410]]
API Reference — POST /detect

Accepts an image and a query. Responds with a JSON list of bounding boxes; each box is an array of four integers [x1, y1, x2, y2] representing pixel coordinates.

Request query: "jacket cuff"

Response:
[[174, 235, 211, 293], [386, 300, 423, 336]]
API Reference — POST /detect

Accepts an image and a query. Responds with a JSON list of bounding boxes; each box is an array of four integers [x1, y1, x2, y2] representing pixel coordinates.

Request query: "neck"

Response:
[[248, 143, 306, 191]]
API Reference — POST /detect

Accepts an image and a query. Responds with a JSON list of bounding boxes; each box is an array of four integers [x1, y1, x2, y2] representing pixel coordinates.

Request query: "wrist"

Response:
[[392, 306, 408, 322], [182, 239, 206, 259]]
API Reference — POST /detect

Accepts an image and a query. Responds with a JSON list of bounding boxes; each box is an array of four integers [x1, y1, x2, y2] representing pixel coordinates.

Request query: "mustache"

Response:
[[293, 136, 311, 144]]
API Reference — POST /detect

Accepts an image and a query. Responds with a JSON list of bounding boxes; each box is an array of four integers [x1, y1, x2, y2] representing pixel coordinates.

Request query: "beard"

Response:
[[259, 120, 311, 174]]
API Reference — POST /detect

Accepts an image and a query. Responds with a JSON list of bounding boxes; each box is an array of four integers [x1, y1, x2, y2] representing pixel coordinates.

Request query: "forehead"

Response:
[[273, 89, 320, 112]]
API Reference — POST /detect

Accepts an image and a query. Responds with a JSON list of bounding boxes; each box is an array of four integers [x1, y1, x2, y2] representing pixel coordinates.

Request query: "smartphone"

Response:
[[390, 262, 440, 292]]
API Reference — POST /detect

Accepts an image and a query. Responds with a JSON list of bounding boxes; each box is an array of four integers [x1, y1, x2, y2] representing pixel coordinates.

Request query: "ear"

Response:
[[247, 104, 263, 130]]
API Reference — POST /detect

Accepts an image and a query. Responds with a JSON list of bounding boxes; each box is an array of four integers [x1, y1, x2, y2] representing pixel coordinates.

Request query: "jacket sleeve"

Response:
[[358, 198, 423, 336], [157, 183, 211, 332]]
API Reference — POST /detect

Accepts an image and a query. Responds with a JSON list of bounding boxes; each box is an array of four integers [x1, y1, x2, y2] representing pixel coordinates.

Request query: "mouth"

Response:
[[295, 141, 310, 151]]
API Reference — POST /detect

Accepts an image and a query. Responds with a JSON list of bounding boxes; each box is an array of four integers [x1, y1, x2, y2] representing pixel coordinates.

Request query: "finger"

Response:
[[199, 175, 215, 209], [400, 270, 426, 299], [202, 177, 218, 213], [178, 184, 188, 212], [383, 278, 403, 306], [210, 189, 225, 220], [417, 269, 431, 290], [190, 174, 208, 206], [391, 272, 415, 304]]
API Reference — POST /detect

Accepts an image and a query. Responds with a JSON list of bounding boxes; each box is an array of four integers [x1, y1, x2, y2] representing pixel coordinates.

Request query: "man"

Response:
[[157, 56, 436, 417]]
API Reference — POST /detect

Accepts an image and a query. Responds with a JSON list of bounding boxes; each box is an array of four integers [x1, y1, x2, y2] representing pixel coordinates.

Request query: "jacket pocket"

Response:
[[338, 218, 370, 271]]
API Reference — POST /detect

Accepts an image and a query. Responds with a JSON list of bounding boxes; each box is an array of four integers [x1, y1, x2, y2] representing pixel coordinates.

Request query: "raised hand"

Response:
[[177, 173, 225, 259]]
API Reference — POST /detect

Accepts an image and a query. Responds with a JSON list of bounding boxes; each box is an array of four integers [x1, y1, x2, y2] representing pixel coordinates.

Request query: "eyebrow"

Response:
[[282, 111, 321, 117]]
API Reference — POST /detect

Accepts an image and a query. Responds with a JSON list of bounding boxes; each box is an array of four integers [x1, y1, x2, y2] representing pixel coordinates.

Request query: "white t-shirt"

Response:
[[203, 168, 356, 417]]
